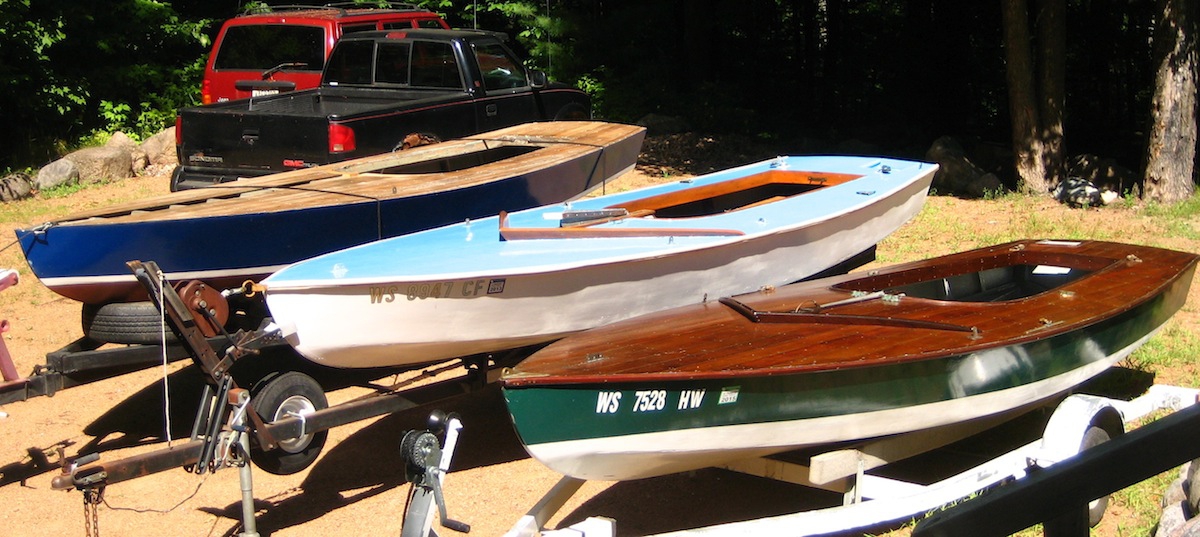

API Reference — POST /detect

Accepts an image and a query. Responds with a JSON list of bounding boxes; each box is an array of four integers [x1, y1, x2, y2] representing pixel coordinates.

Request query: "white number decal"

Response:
[[633, 390, 666, 412]]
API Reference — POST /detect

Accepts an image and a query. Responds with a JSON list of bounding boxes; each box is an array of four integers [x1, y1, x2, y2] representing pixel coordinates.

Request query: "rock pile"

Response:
[[1, 127, 176, 202], [1155, 460, 1200, 537]]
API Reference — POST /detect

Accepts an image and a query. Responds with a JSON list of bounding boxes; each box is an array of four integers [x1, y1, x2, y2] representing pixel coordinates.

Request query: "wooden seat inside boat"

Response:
[[870, 264, 1091, 302], [610, 169, 862, 218], [371, 144, 540, 175]]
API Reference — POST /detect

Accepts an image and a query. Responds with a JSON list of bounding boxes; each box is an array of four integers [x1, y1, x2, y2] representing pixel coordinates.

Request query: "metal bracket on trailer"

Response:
[[127, 260, 279, 450], [51, 260, 284, 490]]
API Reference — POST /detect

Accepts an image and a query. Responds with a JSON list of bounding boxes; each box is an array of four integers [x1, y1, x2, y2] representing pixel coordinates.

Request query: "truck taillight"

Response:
[[175, 116, 182, 145], [329, 124, 356, 153], [201, 78, 213, 105]]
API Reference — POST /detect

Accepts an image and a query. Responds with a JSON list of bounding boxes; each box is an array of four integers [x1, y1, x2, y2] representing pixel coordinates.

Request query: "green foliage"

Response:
[[37, 180, 90, 199], [574, 72, 606, 116], [0, 0, 211, 170]]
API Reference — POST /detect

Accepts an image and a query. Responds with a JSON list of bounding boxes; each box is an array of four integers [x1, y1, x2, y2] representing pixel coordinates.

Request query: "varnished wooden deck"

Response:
[[504, 240, 1199, 385]]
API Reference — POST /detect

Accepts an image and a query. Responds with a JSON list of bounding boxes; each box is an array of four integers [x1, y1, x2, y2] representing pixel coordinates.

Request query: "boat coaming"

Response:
[[261, 156, 937, 368], [499, 240, 1199, 481], [15, 121, 646, 304]]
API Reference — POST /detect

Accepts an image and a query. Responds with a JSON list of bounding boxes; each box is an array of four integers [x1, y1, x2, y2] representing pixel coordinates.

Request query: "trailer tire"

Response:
[[1082, 425, 1113, 527], [250, 371, 328, 475], [81, 301, 178, 345]]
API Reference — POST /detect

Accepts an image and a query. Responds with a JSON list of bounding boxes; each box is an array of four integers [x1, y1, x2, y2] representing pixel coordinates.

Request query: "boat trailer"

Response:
[[50, 260, 482, 535], [505, 384, 1200, 537]]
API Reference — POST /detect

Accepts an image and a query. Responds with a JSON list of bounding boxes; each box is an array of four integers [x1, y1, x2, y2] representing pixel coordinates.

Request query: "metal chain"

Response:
[[82, 486, 103, 537]]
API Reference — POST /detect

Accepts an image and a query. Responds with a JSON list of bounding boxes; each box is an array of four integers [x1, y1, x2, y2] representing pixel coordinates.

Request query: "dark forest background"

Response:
[[0, 1, 1189, 194]]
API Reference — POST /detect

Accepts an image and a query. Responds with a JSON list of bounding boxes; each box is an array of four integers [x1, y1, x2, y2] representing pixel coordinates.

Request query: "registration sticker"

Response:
[[718, 387, 740, 405]]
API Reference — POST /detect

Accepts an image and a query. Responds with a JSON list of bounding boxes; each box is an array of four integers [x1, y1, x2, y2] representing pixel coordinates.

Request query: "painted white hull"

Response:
[[265, 172, 931, 368]]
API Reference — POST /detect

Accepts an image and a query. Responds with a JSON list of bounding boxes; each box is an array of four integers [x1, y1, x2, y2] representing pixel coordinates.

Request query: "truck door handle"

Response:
[[485, 104, 498, 117], [241, 130, 259, 145]]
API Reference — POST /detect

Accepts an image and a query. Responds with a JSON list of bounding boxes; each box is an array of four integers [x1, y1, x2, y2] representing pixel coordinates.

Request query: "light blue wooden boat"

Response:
[[262, 155, 938, 368]]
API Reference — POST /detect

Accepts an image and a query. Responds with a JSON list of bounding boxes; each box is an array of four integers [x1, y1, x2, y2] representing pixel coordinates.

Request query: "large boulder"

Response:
[[64, 144, 133, 183], [35, 158, 80, 190], [140, 127, 177, 166], [924, 136, 1004, 198], [106, 131, 138, 153], [107, 132, 148, 174]]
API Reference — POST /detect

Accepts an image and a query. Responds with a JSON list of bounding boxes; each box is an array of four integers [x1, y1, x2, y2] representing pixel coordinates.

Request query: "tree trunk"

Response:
[[1001, 0, 1048, 194], [1144, 0, 1198, 204], [1037, 0, 1067, 190]]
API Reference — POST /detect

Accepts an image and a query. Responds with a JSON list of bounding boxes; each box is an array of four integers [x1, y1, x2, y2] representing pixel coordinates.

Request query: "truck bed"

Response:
[[233, 87, 468, 117]]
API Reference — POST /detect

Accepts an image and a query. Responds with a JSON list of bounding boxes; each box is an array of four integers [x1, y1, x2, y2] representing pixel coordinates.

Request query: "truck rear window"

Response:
[[214, 25, 324, 72], [325, 40, 375, 85], [324, 39, 464, 90]]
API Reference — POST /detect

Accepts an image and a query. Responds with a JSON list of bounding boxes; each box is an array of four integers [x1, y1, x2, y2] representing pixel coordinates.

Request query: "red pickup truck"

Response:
[[202, 3, 449, 104]]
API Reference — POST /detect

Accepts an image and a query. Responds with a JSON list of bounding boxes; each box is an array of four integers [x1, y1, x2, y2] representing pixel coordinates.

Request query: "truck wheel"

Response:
[[249, 371, 328, 475], [554, 103, 590, 121], [81, 302, 178, 345]]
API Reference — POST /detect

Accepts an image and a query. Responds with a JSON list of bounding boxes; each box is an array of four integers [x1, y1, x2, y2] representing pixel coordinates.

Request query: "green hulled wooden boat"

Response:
[[501, 240, 1199, 481]]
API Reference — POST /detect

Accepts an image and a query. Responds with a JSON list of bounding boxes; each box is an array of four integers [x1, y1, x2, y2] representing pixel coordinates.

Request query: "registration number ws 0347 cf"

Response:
[[367, 278, 507, 303]]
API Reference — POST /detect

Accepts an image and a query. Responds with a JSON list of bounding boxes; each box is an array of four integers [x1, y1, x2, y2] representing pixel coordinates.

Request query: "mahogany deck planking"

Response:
[[505, 240, 1199, 385]]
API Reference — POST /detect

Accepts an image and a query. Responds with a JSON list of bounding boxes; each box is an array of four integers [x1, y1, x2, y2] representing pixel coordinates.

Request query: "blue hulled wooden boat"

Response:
[[261, 155, 936, 368], [501, 240, 1199, 481], [15, 121, 644, 305]]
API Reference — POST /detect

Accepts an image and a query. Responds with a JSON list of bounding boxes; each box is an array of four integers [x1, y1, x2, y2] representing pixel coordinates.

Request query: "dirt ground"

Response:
[[0, 158, 1197, 537]]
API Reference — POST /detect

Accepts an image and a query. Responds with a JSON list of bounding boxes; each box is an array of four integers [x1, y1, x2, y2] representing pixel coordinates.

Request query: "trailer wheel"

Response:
[[250, 371, 328, 475], [1081, 425, 1113, 527], [81, 301, 178, 345]]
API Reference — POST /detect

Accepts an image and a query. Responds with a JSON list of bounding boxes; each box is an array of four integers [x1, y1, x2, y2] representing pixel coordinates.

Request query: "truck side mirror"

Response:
[[529, 70, 548, 89]]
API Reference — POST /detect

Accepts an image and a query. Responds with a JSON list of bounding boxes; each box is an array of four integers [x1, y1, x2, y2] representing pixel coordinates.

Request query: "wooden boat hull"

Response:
[[500, 240, 1198, 481], [262, 156, 936, 368], [15, 122, 645, 304]]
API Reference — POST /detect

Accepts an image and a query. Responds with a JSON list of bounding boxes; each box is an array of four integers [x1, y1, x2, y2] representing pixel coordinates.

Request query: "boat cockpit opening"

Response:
[[873, 264, 1091, 302], [374, 144, 541, 175], [610, 169, 863, 219]]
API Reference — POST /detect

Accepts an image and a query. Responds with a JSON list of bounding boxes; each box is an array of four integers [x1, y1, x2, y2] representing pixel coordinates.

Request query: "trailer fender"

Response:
[[1039, 393, 1125, 467]]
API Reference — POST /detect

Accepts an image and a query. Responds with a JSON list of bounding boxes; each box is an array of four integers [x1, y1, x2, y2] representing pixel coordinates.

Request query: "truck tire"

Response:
[[554, 103, 590, 121], [81, 302, 178, 345]]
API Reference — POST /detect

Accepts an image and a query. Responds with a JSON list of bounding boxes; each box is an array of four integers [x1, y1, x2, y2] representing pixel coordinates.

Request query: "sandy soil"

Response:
[[0, 165, 1197, 537]]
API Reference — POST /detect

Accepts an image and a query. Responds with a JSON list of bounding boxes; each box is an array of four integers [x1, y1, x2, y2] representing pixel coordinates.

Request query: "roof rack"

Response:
[[241, 2, 423, 17]]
